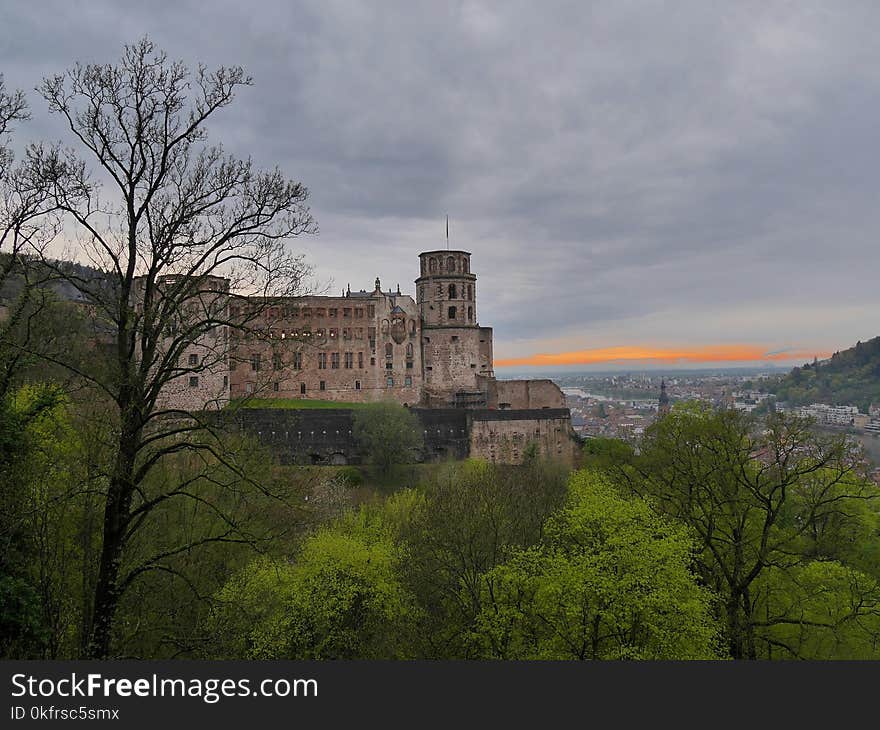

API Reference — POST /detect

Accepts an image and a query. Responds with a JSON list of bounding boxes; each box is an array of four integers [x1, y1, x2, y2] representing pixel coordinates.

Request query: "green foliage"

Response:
[[397, 458, 571, 657], [352, 401, 423, 475], [582, 436, 635, 471], [620, 403, 880, 659], [770, 335, 880, 411], [210, 509, 415, 659], [754, 561, 880, 659], [472, 471, 722, 659]]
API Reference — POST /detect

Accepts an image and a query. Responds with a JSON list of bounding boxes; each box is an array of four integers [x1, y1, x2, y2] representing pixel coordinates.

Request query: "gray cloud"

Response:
[[2, 0, 879, 363]]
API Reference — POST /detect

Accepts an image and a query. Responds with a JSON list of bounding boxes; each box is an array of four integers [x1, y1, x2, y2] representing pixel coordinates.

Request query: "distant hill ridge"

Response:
[[768, 335, 880, 412]]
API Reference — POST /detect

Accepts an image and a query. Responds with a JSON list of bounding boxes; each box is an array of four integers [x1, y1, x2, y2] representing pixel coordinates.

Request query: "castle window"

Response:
[[429, 257, 437, 273], [329, 328, 338, 338], [343, 308, 351, 317], [188, 353, 198, 366], [451, 335, 459, 342], [301, 307, 310, 317], [367, 305, 375, 317], [463, 259, 469, 273], [293, 352, 302, 370], [355, 380, 361, 390], [385, 342, 393, 357], [424, 336, 430, 343], [331, 352, 340, 369], [320, 381, 326, 391], [344, 352, 353, 369], [273, 382, 279, 392], [448, 306, 457, 320], [406, 343, 414, 358], [318, 353, 327, 370], [410, 320, 416, 335], [467, 284, 473, 300], [355, 308, 363, 318], [468, 306, 473, 322], [315, 307, 326, 317], [370, 357, 376, 366], [300, 383, 306, 394], [446, 256, 455, 272], [273, 353, 282, 370], [386, 377, 394, 387], [316, 328, 325, 338], [386, 362, 393, 370], [405, 376, 412, 387], [328, 308, 337, 317], [223, 375, 228, 389], [448, 283, 457, 299], [189, 376, 199, 387], [358, 352, 364, 368], [251, 354, 261, 372]]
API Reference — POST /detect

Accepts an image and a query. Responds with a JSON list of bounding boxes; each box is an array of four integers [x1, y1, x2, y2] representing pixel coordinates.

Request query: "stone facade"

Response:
[[213, 407, 579, 466], [156, 249, 569, 411], [468, 409, 579, 464], [150, 249, 581, 463], [133, 274, 232, 412], [228, 283, 423, 406]]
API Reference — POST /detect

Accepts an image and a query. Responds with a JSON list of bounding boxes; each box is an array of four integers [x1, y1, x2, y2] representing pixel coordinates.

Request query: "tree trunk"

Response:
[[85, 424, 138, 658]]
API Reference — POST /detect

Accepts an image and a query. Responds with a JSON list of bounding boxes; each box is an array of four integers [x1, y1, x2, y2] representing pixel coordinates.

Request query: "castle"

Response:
[[151, 249, 579, 465]]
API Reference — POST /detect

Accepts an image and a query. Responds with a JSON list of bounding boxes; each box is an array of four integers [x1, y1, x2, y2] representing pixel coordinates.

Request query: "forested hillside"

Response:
[[769, 336, 880, 411]]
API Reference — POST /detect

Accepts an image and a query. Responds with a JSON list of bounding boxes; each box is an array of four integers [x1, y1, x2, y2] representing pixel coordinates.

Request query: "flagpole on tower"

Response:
[[446, 215, 449, 249]]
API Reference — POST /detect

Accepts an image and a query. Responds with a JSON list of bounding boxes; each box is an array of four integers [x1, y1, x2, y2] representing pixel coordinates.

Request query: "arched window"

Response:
[[468, 306, 473, 322], [406, 343, 414, 358], [429, 257, 437, 273], [448, 306, 457, 320], [463, 259, 469, 273], [446, 256, 455, 272], [410, 319, 416, 335], [467, 284, 473, 300], [448, 283, 457, 299]]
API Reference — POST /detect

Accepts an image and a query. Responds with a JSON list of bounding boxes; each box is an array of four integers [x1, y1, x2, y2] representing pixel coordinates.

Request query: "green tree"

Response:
[[618, 403, 879, 659], [209, 507, 415, 659], [472, 471, 722, 659], [352, 401, 423, 475], [398, 458, 569, 657]]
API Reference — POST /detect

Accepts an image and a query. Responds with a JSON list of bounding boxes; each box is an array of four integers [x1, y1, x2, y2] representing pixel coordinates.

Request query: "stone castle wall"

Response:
[[209, 407, 579, 466], [485, 378, 566, 410]]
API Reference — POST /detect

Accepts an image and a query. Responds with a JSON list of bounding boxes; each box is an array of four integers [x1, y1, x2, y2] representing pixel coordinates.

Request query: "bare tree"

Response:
[[0, 75, 72, 398], [19, 38, 316, 657]]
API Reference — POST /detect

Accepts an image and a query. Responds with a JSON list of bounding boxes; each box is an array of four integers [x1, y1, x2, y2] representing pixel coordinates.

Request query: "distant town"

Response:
[[535, 369, 880, 482]]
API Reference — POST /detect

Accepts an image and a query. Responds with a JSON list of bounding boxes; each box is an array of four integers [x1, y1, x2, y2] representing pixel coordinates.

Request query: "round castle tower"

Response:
[[416, 250, 493, 406]]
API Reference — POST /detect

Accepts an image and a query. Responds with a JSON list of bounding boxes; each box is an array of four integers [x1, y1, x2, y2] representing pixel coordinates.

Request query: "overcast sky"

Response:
[[3, 0, 878, 370]]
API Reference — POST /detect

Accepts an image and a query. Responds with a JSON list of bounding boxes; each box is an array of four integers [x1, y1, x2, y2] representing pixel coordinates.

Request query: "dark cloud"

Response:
[[2, 0, 878, 361]]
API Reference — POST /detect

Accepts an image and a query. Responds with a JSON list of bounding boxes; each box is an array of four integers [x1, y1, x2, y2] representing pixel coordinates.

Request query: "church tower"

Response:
[[416, 250, 494, 405], [658, 378, 671, 416]]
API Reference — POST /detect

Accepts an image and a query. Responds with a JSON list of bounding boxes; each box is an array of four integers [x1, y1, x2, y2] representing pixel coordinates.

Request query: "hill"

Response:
[[766, 336, 880, 412]]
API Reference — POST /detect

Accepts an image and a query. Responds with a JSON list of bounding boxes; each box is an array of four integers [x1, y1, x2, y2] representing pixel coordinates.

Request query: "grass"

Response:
[[226, 397, 373, 410]]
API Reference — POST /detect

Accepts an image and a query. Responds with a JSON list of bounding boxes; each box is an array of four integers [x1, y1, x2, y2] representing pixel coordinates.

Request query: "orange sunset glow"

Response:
[[495, 344, 832, 368]]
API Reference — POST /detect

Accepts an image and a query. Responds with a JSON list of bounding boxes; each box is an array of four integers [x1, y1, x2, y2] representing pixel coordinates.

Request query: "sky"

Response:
[[2, 0, 878, 371]]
